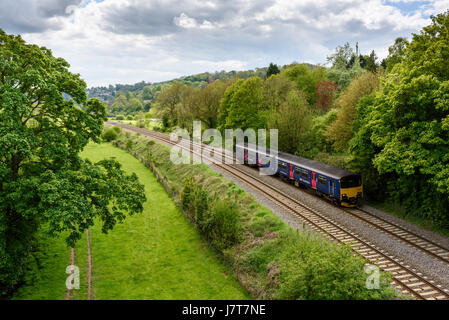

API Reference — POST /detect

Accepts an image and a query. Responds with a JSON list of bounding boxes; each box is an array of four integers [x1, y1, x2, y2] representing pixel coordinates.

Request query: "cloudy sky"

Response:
[[0, 0, 447, 87]]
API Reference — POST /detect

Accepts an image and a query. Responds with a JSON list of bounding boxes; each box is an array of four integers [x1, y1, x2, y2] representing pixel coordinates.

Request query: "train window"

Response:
[[295, 168, 309, 178], [340, 175, 362, 188], [278, 161, 287, 170], [318, 176, 327, 185]]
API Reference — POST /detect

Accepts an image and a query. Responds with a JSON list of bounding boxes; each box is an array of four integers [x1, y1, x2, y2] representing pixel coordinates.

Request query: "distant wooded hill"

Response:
[[86, 63, 318, 117], [86, 67, 271, 103]]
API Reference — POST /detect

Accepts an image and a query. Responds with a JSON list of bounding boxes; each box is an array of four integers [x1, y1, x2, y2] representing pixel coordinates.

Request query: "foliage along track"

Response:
[[108, 121, 449, 300]]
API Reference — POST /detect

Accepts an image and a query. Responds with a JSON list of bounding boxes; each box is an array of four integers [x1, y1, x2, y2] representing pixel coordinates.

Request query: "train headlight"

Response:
[[342, 194, 348, 199]]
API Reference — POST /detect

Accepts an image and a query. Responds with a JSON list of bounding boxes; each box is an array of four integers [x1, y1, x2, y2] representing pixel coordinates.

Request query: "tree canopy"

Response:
[[349, 11, 449, 223], [0, 29, 146, 295], [266, 63, 280, 78]]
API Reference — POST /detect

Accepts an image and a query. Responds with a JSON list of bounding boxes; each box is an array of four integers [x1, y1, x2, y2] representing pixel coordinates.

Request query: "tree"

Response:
[[197, 79, 237, 129], [281, 64, 326, 105], [176, 85, 199, 131], [129, 97, 143, 113], [267, 90, 314, 154], [364, 50, 378, 73], [0, 30, 146, 295], [346, 94, 386, 196], [384, 37, 409, 72], [266, 63, 280, 78], [327, 43, 354, 69], [349, 11, 449, 224], [101, 127, 118, 142], [327, 43, 365, 90], [315, 81, 338, 112], [218, 77, 265, 131], [142, 85, 153, 100], [324, 72, 380, 152], [110, 92, 128, 115], [154, 82, 185, 126], [263, 74, 297, 111]]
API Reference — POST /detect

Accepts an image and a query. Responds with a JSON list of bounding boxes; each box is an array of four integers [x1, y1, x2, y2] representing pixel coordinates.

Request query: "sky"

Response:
[[0, 0, 447, 87]]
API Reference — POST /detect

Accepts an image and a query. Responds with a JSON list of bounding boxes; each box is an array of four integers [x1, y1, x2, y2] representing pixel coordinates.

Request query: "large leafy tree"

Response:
[[325, 72, 380, 152], [364, 50, 379, 73], [197, 79, 237, 129], [314, 81, 338, 112], [262, 74, 297, 112], [349, 11, 449, 223], [326, 43, 365, 91], [154, 82, 185, 126], [218, 77, 266, 131], [280, 64, 326, 105], [267, 90, 313, 154], [0, 30, 146, 295], [383, 37, 409, 72], [266, 63, 280, 78]]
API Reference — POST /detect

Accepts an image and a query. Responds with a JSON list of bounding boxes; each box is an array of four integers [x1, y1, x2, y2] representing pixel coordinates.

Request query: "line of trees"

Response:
[[152, 11, 449, 227], [88, 68, 270, 117]]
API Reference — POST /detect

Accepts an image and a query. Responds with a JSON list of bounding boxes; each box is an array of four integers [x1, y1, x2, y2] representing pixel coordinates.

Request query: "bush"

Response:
[[207, 200, 240, 250], [126, 115, 133, 120], [101, 128, 118, 142], [126, 139, 133, 150], [181, 177, 196, 217], [112, 126, 121, 133], [242, 238, 282, 273], [181, 178, 240, 251], [277, 231, 396, 300], [116, 115, 125, 120]]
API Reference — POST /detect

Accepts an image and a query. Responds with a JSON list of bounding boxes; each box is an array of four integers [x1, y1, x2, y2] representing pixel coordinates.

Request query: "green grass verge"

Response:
[[12, 228, 89, 300], [82, 143, 248, 299], [13, 142, 248, 300]]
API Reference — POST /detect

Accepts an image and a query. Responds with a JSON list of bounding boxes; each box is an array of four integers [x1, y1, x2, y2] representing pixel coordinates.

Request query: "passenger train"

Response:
[[236, 143, 363, 207]]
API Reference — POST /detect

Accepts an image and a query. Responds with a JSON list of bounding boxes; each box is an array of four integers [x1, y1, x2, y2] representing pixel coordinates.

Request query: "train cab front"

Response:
[[340, 175, 363, 207]]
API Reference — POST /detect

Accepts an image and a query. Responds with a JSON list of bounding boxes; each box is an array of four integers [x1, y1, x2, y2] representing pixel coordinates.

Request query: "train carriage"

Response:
[[236, 143, 363, 207]]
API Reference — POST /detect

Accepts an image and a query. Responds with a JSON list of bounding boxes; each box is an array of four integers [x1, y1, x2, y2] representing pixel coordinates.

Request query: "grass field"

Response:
[[13, 142, 248, 300]]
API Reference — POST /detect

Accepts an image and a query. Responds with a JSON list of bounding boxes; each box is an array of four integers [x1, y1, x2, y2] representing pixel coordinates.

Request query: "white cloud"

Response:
[[191, 59, 248, 71], [174, 13, 197, 28], [174, 13, 216, 29], [1, 0, 445, 87], [423, 0, 449, 15]]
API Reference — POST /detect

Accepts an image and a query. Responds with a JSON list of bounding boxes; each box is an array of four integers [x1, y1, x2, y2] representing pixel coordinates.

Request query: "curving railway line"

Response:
[[108, 122, 449, 300], [342, 207, 449, 264]]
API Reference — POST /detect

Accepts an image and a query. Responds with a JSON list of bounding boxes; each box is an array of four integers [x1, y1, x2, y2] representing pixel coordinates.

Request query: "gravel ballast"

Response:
[[222, 164, 449, 290]]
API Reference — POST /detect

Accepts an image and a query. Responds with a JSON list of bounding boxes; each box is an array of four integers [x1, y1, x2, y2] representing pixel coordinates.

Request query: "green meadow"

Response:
[[13, 142, 248, 300]]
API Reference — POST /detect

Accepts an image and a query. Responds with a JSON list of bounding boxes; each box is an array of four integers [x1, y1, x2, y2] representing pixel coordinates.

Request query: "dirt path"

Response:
[[65, 228, 92, 300], [65, 248, 75, 300], [86, 229, 92, 300]]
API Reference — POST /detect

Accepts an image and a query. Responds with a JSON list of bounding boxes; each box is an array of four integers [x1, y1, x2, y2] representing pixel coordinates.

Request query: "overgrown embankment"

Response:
[[111, 128, 397, 300]]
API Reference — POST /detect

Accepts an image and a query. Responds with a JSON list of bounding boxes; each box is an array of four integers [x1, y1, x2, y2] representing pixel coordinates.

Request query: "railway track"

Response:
[[109, 122, 449, 300], [342, 207, 449, 264]]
